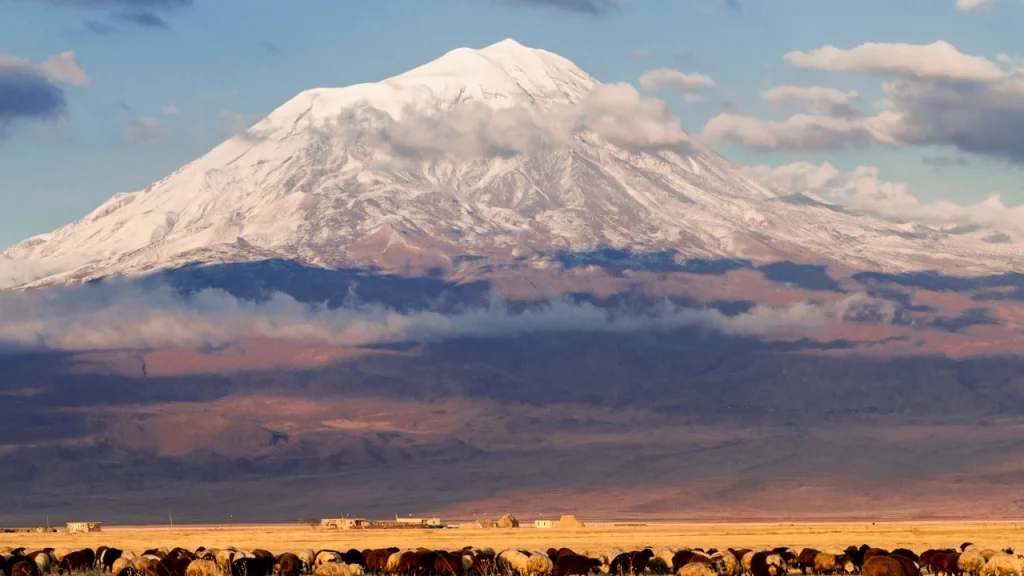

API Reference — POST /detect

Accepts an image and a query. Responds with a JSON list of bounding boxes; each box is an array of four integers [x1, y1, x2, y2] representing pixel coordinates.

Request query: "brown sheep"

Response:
[[553, 556, 601, 576], [435, 554, 465, 576], [277, 554, 303, 576], [892, 552, 919, 564], [611, 551, 654, 576], [864, 557, 909, 576], [673, 553, 710, 573], [473, 551, 499, 576], [11, 560, 41, 576], [59, 552, 92, 575], [865, 552, 892, 565], [798, 550, 820, 575], [891, 557, 920, 576], [750, 553, 785, 576]]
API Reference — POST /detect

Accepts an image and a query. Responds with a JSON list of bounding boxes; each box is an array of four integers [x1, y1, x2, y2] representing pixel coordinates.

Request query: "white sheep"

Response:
[[33, 554, 52, 574], [711, 552, 740, 576], [111, 558, 134, 575], [315, 563, 363, 576], [526, 553, 553, 576], [983, 552, 1000, 563], [386, 552, 408, 574], [53, 550, 72, 564], [679, 564, 718, 576], [961, 552, 987, 576], [317, 552, 343, 568], [216, 551, 236, 572], [186, 560, 222, 576], [982, 554, 1022, 576], [297, 550, 315, 573], [498, 550, 531, 576]]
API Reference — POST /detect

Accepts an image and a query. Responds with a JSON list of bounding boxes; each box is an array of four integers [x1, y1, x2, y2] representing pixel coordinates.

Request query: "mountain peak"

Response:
[[390, 39, 596, 108]]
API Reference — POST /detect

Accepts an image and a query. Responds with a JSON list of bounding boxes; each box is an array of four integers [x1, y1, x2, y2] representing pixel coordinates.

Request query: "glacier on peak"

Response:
[[4, 39, 1024, 289]]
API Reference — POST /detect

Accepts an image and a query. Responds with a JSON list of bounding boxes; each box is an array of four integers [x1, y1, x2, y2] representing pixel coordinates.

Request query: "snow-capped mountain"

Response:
[[6, 39, 1023, 287]]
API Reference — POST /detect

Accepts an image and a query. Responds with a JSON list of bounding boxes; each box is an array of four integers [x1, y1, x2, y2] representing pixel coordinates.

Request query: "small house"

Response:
[[66, 522, 102, 533], [535, 519, 554, 529]]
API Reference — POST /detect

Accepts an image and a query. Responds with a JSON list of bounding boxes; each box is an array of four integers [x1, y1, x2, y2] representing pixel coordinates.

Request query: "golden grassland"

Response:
[[5, 522, 1024, 553]]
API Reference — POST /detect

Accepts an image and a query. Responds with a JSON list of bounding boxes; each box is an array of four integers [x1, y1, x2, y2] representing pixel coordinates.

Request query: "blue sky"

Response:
[[1, 0, 1023, 249]]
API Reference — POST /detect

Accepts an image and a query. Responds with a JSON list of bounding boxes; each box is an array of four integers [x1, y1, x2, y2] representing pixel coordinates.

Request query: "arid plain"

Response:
[[6, 523, 1024, 553]]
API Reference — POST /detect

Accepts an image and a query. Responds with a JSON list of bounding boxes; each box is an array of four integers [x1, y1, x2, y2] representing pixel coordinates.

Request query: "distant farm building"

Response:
[[321, 518, 368, 529], [535, 520, 554, 529], [393, 516, 442, 527], [66, 522, 102, 533]]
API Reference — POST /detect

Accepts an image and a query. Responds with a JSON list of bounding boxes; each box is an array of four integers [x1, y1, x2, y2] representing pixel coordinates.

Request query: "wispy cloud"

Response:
[[491, 0, 624, 15], [26, 0, 192, 30], [639, 68, 717, 91], [123, 117, 163, 140]]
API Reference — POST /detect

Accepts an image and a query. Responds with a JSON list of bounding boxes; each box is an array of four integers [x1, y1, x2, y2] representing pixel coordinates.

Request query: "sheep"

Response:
[[385, 552, 406, 574], [710, 552, 740, 576], [34, 554, 52, 575], [741, 552, 760, 575], [52, 551, 72, 564], [814, 554, 854, 575], [315, 564, 363, 576], [186, 560, 221, 576], [654, 552, 676, 573], [679, 564, 718, 576], [981, 554, 1022, 576], [526, 554, 554, 576], [111, 559, 134, 576], [216, 551, 236, 573], [960, 552, 987, 576], [983, 553, 1000, 564], [498, 550, 532, 576], [297, 551, 316, 573], [316, 553, 343, 569]]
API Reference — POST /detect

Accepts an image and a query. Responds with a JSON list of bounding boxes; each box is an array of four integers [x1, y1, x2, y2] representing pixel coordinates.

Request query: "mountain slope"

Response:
[[5, 39, 1024, 287]]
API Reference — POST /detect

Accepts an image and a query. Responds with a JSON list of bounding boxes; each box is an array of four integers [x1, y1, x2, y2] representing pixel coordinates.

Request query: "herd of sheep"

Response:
[[1, 541, 1022, 576]]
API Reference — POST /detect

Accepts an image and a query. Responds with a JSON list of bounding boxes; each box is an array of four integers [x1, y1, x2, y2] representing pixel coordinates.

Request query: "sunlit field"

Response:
[[5, 521, 1024, 552]]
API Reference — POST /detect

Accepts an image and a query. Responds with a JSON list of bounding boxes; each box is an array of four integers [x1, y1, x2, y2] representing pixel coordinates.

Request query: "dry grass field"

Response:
[[6, 522, 1024, 553]]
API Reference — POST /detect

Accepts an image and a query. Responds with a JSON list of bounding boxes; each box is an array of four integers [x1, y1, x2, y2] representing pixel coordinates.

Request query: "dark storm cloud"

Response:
[[0, 59, 66, 137]]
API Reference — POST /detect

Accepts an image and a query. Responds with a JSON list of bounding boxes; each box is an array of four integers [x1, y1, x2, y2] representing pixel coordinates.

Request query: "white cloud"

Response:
[[702, 111, 902, 151], [639, 68, 717, 91], [574, 82, 692, 150], [0, 280, 889, 352], [740, 161, 843, 194], [0, 256, 74, 290], [761, 85, 860, 117], [162, 104, 178, 115], [334, 81, 692, 159], [955, 0, 992, 10], [711, 41, 1024, 162], [784, 41, 1004, 81], [123, 117, 163, 141], [747, 160, 1024, 234], [38, 51, 89, 87]]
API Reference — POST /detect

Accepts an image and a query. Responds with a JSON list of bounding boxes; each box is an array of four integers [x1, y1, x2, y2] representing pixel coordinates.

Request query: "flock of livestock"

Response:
[[1, 542, 1022, 576]]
